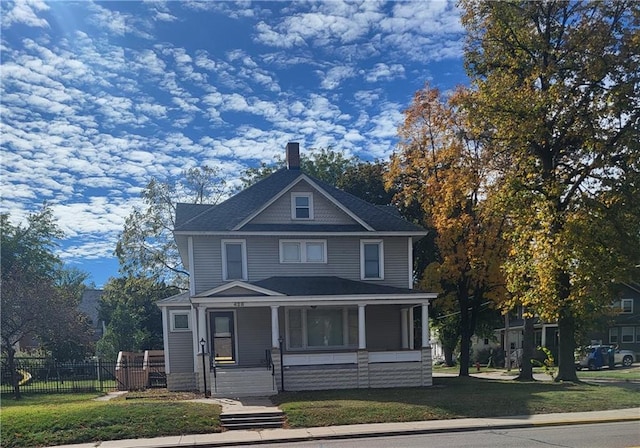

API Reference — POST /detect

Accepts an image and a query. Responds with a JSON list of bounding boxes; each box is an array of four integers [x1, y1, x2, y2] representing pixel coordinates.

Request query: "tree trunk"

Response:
[[444, 346, 455, 367], [458, 289, 471, 376], [517, 315, 535, 381], [7, 347, 22, 399], [555, 310, 579, 382]]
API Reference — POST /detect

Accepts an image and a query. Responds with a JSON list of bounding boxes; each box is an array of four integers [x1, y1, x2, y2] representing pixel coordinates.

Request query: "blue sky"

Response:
[[1, 0, 468, 287]]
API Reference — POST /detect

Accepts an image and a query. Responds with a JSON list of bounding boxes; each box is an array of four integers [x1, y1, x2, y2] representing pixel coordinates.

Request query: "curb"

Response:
[[192, 417, 640, 447], [77, 411, 640, 448]]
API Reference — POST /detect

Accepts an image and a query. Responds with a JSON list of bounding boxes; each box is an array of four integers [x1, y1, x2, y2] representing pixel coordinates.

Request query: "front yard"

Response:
[[1, 372, 638, 447]]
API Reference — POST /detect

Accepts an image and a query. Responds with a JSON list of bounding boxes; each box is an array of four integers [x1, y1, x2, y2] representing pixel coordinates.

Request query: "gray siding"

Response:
[[168, 332, 194, 373], [236, 307, 272, 366], [368, 362, 422, 388], [283, 365, 359, 391], [192, 235, 411, 293], [249, 181, 357, 225]]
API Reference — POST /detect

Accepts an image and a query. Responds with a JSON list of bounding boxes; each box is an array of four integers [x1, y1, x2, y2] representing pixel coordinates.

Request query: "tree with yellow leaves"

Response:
[[461, 1, 640, 381], [387, 84, 508, 376]]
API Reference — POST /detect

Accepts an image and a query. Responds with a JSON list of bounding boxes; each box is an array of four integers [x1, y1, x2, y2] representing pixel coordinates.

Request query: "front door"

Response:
[[210, 311, 236, 365]]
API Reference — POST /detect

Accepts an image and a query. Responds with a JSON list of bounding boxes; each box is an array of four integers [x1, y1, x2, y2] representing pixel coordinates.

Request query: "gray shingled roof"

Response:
[[252, 276, 425, 296], [175, 168, 425, 233]]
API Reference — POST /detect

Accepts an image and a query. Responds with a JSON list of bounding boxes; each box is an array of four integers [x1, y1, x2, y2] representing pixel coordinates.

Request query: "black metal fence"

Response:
[[0, 357, 166, 395]]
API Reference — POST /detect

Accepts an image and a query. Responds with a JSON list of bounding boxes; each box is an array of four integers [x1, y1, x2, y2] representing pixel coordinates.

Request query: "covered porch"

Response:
[[188, 279, 436, 394]]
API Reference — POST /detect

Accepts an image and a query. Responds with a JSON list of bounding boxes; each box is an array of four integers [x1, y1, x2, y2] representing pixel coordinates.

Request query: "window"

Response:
[[621, 299, 633, 313], [286, 307, 358, 349], [280, 240, 327, 263], [621, 327, 634, 343], [636, 327, 640, 343], [222, 240, 247, 280], [609, 327, 618, 344], [360, 240, 384, 280], [291, 193, 313, 220], [170, 311, 190, 332]]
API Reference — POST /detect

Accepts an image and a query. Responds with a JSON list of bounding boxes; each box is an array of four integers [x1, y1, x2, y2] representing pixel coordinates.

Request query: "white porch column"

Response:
[[409, 307, 415, 349], [541, 324, 547, 348], [421, 302, 430, 348], [271, 305, 280, 348], [197, 306, 207, 348], [161, 307, 170, 374], [358, 304, 366, 350], [401, 308, 409, 349]]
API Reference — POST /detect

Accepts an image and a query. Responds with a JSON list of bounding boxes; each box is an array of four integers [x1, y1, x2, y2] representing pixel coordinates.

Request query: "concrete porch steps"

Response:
[[212, 367, 276, 397]]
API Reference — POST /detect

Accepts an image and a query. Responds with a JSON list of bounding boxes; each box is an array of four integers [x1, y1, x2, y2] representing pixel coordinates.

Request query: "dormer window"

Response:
[[292, 192, 313, 220]]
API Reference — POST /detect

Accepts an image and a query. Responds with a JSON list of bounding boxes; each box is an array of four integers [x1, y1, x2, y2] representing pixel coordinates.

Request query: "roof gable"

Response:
[[174, 168, 425, 234], [194, 281, 284, 298]]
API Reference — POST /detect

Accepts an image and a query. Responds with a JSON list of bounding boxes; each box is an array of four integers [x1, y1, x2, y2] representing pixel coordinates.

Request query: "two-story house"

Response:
[[157, 143, 437, 396], [590, 282, 640, 354]]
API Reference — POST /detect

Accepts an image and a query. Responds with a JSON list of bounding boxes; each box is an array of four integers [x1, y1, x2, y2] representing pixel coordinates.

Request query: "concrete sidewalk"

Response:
[[49, 407, 640, 448]]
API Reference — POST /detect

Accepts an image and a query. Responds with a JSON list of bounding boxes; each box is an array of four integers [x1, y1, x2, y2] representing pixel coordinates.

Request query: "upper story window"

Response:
[[621, 299, 633, 314], [360, 240, 384, 280], [222, 239, 247, 281], [291, 192, 313, 220], [280, 240, 327, 263]]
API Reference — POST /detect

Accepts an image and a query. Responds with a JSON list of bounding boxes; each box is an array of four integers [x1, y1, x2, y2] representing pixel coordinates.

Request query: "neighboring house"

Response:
[[14, 288, 105, 354], [588, 282, 640, 355], [492, 282, 640, 366], [157, 143, 437, 396], [79, 289, 105, 342]]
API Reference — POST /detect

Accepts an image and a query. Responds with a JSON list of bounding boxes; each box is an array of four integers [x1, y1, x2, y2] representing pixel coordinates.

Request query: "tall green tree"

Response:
[[96, 276, 179, 359], [1, 207, 93, 398], [387, 84, 509, 376], [241, 147, 360, 187], [461, 0, 640, 381], [115, 166, 228, 288]]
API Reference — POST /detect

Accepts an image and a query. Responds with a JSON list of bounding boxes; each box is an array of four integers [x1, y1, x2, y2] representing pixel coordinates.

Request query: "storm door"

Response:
[[210, 311, 236, 364]]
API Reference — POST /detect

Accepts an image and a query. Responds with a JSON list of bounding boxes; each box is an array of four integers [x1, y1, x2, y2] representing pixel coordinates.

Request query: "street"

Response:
[[232, 422, 640, 448]]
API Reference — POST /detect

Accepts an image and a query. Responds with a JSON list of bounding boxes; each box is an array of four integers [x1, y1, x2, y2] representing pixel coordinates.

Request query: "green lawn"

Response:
[[272, 376, 640, 427], [432, 364, 640, 382], [2, 374, 638, 447], [0, 393, 221, 448]]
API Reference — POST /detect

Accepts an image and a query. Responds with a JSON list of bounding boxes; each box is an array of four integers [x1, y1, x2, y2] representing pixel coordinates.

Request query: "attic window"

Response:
[[291, 193, 313, 220]]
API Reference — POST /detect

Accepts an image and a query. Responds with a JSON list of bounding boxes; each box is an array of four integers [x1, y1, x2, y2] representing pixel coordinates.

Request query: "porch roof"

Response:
[[157, 277, 436, 308], [252, 276, 423, 296]]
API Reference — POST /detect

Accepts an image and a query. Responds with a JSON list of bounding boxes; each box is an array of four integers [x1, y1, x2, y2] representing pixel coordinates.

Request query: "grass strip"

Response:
[[1, 393, 221, 448], [273, 376, 640, 427]]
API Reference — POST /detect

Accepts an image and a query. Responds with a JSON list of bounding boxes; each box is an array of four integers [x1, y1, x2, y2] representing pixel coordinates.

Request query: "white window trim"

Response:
[[221, 239, 247, 281], [360, 239, 384, 280], [279, 239, 327, 263], [285, 307, 358, 350], [291, 192, 314, 220], [621, 326, 634, 343], [170, 310, 191, 332], [621, 299, 633, 314]]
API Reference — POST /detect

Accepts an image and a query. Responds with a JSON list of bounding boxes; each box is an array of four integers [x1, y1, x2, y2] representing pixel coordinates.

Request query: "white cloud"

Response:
[[1, 0, 50, 29], [364, 63, 405, 83], [319, 65, 356, 90]]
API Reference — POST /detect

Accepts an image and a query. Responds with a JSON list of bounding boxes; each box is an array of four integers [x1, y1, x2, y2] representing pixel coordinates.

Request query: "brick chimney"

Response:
[[286, 142, 300, 170]]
